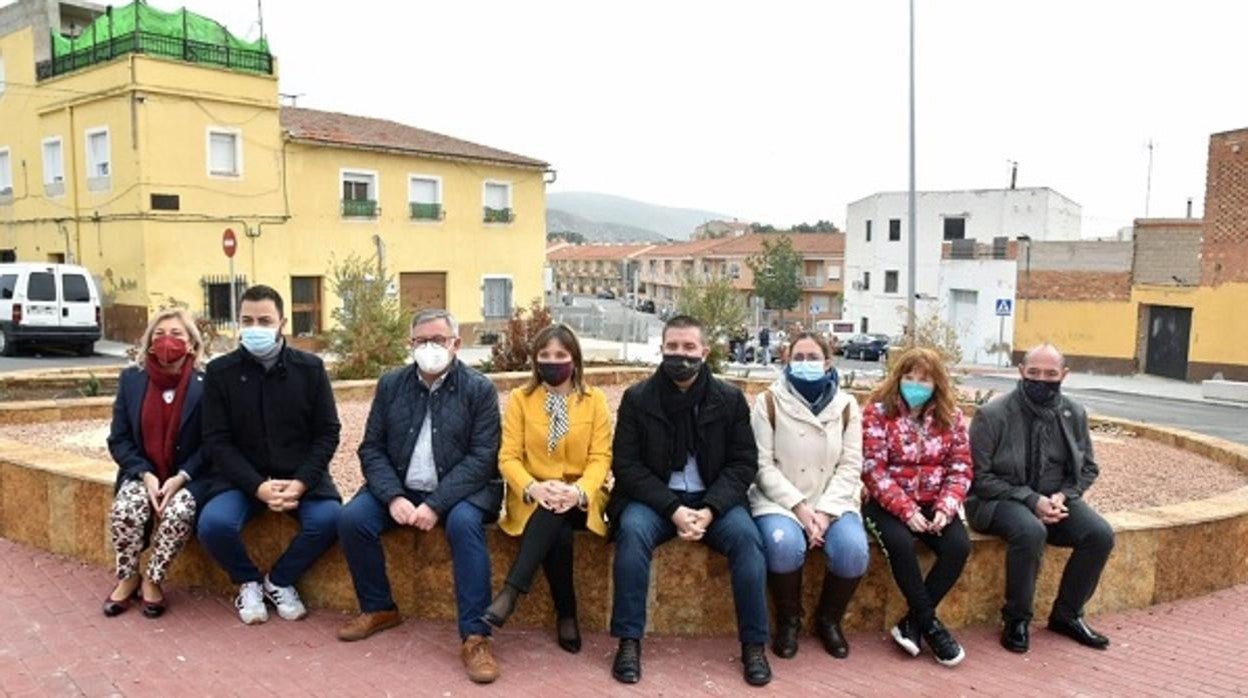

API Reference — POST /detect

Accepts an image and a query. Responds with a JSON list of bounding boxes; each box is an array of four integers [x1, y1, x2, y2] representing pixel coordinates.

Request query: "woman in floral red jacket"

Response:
[[861, 346, 973, 668]]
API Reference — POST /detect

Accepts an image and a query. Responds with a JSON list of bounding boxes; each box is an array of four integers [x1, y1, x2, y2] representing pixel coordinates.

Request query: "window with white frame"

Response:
[[0, 148, 12, 199], [86, 128, 110, 190], [483, 181, 512, 223], [42, 138, 65, 195], [408, 175, 441, 220], [341, 171, 377, 217], [483, 277, 514, 319], [208, 129, 242, 177]]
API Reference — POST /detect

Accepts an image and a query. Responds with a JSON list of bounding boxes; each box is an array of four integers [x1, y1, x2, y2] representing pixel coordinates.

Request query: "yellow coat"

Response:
[[498, 384, 613, 537]]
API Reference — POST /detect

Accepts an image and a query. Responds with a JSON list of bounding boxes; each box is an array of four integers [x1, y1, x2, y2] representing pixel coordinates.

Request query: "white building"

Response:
[[842, 187, 1082, 365]]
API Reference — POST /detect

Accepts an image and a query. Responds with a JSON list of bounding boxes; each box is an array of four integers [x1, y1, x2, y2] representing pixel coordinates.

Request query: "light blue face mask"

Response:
[[900, 380, 934, 409], [239, 326, 279, 355], [788, 360, 827, 382]]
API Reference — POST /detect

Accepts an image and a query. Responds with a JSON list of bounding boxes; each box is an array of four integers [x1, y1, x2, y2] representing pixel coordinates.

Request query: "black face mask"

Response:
[[1022, 378, 1062, 405], [537, 361, 573, 387], [661, 354, 703, 382]]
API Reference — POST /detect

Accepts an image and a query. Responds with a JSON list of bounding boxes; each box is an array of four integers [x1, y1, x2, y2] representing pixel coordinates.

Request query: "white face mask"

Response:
[[413, 343, 452, 374]]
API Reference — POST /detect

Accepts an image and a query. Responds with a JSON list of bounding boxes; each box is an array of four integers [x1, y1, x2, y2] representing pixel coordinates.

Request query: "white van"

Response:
[[813, 319, 857, 354], [0, 263, 102, 357]]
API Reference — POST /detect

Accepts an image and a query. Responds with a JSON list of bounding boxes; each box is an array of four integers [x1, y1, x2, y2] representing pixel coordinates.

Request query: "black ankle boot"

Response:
[[814, 574, 862, 658], [741, 643, 772, 686], [482, 584, 521, 628], [767, 571, 803, 658]]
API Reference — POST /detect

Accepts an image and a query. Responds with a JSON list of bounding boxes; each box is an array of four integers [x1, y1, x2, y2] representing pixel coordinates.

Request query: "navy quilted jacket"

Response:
[[357, 359, 502, 519]]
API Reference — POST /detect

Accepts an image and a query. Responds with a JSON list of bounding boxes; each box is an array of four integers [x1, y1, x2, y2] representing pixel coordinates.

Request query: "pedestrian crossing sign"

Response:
[[996, 298, 1013, 316]]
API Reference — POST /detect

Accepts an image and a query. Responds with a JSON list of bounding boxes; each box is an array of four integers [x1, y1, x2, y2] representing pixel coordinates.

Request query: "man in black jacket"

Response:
[[335, 309, 503, 685], [968, 343, 1115, 654], [609, 315, 770, 687], [198, 285, 342, 626]]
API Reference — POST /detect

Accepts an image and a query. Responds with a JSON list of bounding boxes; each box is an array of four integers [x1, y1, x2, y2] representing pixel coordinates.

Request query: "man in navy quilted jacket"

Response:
[[335, 309, 503, 684]]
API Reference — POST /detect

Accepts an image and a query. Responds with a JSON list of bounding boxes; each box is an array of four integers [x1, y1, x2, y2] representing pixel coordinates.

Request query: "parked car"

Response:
[[638, 299, 656, 314], [841, 333, 891, 361], [0, 262, 102, 357], [814, 319, 857, 355], [596, 289, 616, 300]]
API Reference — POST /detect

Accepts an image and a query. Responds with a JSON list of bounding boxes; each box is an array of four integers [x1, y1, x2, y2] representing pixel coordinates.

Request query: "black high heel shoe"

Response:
[[482, 584, 521, 628], [556, 616, 581, 654]]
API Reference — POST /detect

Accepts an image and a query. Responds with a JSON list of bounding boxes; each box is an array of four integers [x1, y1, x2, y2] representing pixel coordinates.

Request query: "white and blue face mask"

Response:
[[788, 360, 827, 382], [239, 326, 280, 355]]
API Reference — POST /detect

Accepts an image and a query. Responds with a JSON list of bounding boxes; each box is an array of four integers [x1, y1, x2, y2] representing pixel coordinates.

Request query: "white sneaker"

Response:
[[263, 575, 308, 621], [235, 581, 269, 625]]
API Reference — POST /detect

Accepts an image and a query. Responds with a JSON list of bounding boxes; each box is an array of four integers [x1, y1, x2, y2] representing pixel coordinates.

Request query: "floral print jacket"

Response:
[[860, 400, 973, 521]]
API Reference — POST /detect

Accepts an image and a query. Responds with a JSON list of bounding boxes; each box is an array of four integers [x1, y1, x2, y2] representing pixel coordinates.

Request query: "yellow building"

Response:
[[0, 1, 549, 343]]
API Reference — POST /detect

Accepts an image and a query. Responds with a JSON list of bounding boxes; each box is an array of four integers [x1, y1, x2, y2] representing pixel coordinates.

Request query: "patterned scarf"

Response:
[[546, 390, 569, 453]]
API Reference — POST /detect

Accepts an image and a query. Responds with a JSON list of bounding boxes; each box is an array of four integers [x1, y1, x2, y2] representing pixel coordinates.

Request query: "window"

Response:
[[208, 129, 242, 177], [0, 147, 11, 200], [341, 171, 377, 218], [62, 274, 90, 302], [150, 193, 180, 210], [888, 218, 901, 241], [0, 274, 16, 299], [884, 270, 899, 294], [865, 220, 872, 242], [827, 266, 841, 281], [862, 271, 871, 291], [408, 175, 442, 220], [943, 216, 966, 241], [860, 317, 869, 333], [42, 138, 65, 195], [291, 276, 323, 336], [28, 272, 56, 301], [86, 128, 110, 190], [0, 249, 14, 263], [483, 277, 513, 319], [483, 181, 513, 223], [202, 276, 248, 324]]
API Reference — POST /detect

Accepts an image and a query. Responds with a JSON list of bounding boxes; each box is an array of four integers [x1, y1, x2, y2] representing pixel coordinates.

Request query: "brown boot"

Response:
[[461, 634, 500, 684], [337, 609, 403, 642]]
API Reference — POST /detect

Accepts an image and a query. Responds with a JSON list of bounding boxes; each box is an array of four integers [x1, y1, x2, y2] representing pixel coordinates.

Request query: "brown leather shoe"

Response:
[[337, 609, 403, 642], [461, 634, 500, 684]]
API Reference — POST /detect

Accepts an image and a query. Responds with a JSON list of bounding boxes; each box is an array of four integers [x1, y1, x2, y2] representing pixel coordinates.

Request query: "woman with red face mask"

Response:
[[482, 324, 613, 653], [104, 308, 209, 618]]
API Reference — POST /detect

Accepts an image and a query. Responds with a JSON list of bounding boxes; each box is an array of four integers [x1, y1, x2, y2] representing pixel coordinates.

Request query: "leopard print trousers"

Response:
[[109, 479, 197, 583]]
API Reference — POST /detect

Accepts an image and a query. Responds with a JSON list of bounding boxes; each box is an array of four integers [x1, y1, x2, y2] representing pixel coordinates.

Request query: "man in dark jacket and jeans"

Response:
[[198, 285, 342, 626], [609, 315, 771, 687], [335, 309, 503, 685], [968, 343, 1115, 654]]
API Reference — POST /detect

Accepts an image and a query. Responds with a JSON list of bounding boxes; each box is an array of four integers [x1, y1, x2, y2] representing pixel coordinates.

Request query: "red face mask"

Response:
[[151, 335, 189, 364]]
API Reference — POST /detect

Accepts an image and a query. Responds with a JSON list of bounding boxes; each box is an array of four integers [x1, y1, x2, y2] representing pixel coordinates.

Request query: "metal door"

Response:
[[1145, 305, 1192, 380]]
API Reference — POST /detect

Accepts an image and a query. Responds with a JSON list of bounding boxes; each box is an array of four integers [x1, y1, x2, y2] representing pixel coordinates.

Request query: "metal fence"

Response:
[[550, 305, 651, 343]]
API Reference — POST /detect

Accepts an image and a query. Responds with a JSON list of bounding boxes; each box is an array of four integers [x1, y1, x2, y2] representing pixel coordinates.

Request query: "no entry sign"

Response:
[[223, 228, 238, 258]]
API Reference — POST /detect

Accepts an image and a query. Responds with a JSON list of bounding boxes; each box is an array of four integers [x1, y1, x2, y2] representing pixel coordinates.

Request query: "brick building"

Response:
[[546, 243, 655, 298]]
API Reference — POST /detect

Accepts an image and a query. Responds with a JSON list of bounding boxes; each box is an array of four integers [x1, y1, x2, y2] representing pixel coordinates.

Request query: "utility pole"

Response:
[[906, 0, 917, 339], [1144, 139, 1155, 218]]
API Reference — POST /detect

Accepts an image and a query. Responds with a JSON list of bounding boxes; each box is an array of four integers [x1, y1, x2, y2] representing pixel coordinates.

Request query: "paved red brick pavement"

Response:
[[2, 538, 1245, 697]]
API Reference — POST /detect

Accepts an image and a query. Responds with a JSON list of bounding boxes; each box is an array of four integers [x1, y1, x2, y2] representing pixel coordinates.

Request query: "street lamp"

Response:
[[906, 0, 918, 341]]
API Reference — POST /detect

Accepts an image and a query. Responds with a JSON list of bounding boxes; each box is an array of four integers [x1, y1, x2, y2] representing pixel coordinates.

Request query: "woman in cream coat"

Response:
[[750, 332, 868, 660]]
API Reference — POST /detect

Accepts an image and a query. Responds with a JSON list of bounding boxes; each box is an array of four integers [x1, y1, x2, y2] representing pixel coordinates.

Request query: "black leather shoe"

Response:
[[741, 643, 772, 687], [1048, 616, 1109, 649], [556, 616, 581, 654], [1001, 619, 1029, 653], [612, 638, 642, 684]]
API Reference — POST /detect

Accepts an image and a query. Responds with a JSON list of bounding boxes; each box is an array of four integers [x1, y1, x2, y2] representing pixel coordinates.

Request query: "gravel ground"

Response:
[[2, 383, 1241, 514]]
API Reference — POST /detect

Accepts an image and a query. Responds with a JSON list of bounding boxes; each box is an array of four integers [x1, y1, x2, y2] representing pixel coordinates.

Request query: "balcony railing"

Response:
[[802, 275, 823, 288], [342, 199, 378, 218], [483, 206, 514, 223], [409, 202, 442, 220], [36, 31, 274, 81]]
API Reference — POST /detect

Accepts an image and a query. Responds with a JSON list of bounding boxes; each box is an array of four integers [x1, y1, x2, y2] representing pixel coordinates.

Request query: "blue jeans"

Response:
[[338, 488, 491, 639], [754, 512, 870, 577], [196, 488, 341, 588], [611, 492, 768, 644]]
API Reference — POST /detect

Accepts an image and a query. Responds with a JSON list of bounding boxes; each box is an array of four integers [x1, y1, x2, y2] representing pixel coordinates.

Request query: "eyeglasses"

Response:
[[412, 336, 454, 348]]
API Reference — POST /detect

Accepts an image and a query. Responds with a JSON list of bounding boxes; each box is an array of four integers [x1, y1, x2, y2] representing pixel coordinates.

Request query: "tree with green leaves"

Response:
[[327, 254, 409, 379], [676, 272, 747, 373], [746, 234, 802, 324]]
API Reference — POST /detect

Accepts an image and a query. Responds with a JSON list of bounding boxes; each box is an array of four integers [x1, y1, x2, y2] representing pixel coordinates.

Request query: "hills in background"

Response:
[[546, 191, 736, 242]]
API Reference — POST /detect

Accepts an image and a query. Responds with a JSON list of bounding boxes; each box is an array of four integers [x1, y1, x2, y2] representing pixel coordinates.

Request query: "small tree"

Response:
[[745, 234, 802, 324], [889, 305, 964, 367], [328, 254, 408, 380], [484, 298, 552, 373], [676, 273, 748, 373]]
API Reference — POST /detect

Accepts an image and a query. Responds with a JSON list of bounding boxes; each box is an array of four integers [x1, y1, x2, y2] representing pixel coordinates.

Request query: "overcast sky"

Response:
[[84, 1, 1248, 235]]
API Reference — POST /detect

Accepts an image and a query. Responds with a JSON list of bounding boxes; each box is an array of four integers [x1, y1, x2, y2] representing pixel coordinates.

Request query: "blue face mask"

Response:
[[239, 326, 279, 355], [786, 362, 834, 404], [900, 380, 934, 409], [788, 360, 827, 382]]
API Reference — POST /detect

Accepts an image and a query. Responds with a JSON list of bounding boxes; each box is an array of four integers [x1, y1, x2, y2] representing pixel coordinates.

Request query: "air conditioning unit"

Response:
[[851, 280, 864, 291]]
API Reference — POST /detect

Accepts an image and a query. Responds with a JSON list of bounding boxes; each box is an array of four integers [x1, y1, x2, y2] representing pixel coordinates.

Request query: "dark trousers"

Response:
[[863, 499, 971, 628], [610, 491, 768, 644], [505, 507, 588, 619], [196, 488, 341, 588], [982, 498, 1115, 623], [337, 488, 491, 639]]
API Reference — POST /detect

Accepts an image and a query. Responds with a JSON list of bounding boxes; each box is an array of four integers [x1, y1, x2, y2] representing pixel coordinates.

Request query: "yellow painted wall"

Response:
[[1012, 298, 1138, 359], [1133, 283, 1248, 366]]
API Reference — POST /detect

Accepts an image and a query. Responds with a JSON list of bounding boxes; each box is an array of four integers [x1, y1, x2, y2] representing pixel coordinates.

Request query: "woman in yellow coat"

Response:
[[482, 324, 612, 652]]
